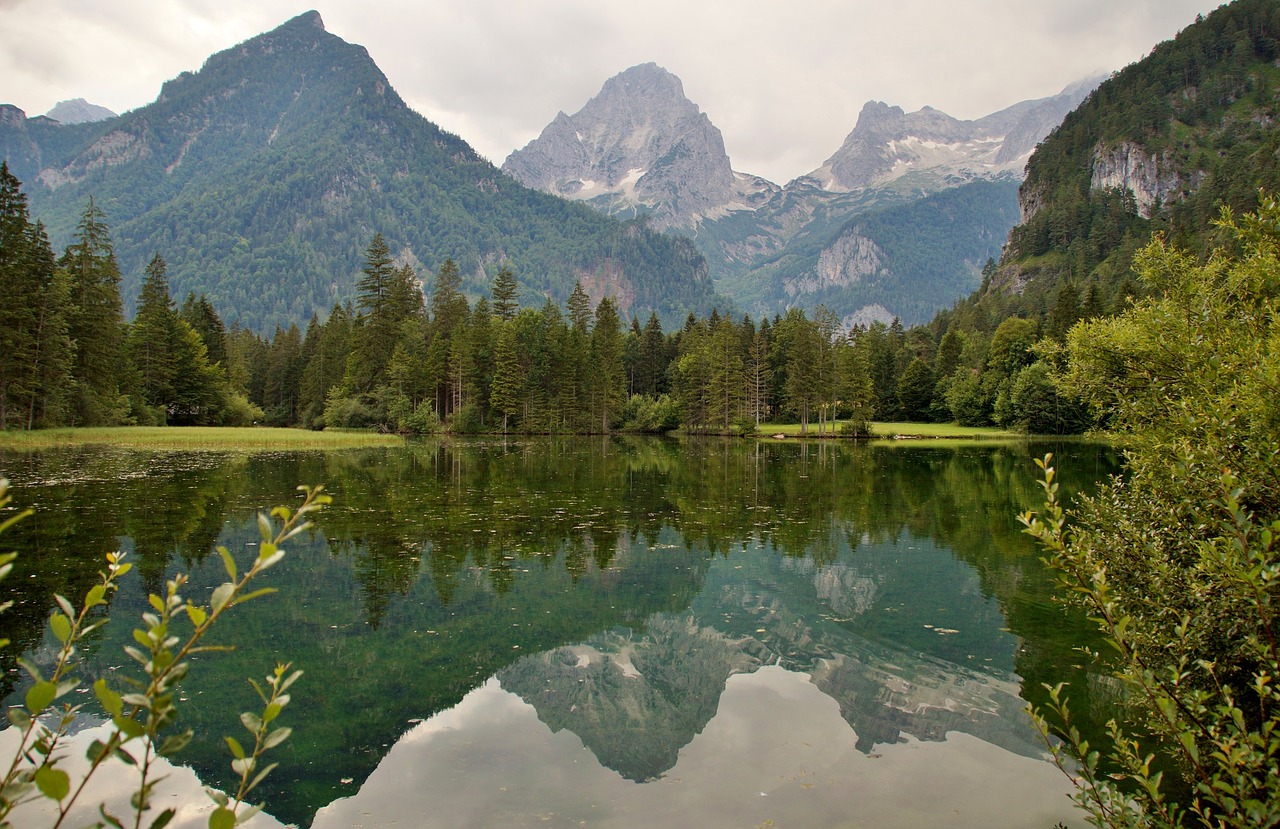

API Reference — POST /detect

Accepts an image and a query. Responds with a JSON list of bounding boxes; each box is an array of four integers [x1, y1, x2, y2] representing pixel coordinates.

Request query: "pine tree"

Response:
[[489, 323, 523, 433], [179, 292, 228, 368], [356, 234, 395, 320], [588, 296, 626, 432], [62, 198, 127, 425], [491, 264, 519, 321], [0, 164, 73, 429], [128, 254, 179, 415], [566, 281, 591, 331], [430, 258, 468, 339], [745, 327, 772, 427], [707, 315, 745, 432]]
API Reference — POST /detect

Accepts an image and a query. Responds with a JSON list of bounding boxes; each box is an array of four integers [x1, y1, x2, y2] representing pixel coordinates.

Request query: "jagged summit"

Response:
[[803, 78, 1101, 193], [503, 62, 772, 229]]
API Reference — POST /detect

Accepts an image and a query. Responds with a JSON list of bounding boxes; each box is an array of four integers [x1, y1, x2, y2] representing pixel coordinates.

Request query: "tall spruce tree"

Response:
[[61, 198, 126, 425], [491, 264, 519, 322], [0, 165, 73, 429], [490, 323, 522, 433], [588, 296, 626, 433], [128, 254, 179, 416]]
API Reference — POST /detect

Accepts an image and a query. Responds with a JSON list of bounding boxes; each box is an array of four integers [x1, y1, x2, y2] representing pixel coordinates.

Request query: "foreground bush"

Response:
[[1021, 201, 1280, 827]]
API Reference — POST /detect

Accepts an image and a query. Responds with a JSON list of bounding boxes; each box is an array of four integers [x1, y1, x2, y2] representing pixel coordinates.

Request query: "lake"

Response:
[[0, 437, 1120, 828]]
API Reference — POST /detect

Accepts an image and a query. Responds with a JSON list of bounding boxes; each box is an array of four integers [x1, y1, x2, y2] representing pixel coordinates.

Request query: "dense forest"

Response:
[[1, 163, 1087, 435]]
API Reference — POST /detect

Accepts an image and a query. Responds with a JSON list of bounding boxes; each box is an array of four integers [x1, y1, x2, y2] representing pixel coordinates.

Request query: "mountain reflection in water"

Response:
[[0, 438, 1118, 828]]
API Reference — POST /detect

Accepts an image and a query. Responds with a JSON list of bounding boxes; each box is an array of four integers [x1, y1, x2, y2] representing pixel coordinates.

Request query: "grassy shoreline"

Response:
[[0, 426, 405, 451], [758, 421, 1023, 440], [0, 421, 1055, 451]]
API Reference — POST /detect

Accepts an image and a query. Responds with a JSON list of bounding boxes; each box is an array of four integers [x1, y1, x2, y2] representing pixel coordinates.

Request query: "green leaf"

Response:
[[114, 715, 146, 740], [225, 736, 245, 760], [278, 670, 303, 694], [100, 803, 126, 829], [16, 656, 43, 681], [256, 550, 284, 572], [257, 512, 273, 542], [148, 807, 176, 829], [7, 707, 31, 729], [121, 693, 151, 709], [231, 587, 277, 607], [159, 729, 193, 757], [34, 765, 70, 801], [245, 761, 279, 795], [211, 582, 235, 615], [0, 508, 32, 534], [217, 546, 237, 581], [49, 612, 72, 644], [54, 593, 75, 620], [240, 711, 262, 734], [86, 738, 111, 763], [187, 605, 208, 627], [85, 583, 108, 609], [262, 702, 282, 724], [262, 726, 292, 750], [208, 806, 236, 829], [26, 679, 56, 713]]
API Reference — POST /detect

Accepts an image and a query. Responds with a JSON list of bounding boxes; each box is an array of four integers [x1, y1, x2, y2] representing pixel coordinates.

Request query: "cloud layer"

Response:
[[2, 0, 1224, 183]]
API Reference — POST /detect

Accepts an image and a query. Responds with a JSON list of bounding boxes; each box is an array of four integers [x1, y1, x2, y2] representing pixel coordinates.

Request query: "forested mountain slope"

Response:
[[0, 12, 718, 332], [986, 0, 1280, 310]]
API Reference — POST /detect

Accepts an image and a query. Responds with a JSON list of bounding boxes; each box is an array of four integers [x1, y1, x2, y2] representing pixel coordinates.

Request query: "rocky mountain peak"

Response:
[[804, 77, 1101, 193], [503, 63, 769, 229], [44, 99, 117, 125]]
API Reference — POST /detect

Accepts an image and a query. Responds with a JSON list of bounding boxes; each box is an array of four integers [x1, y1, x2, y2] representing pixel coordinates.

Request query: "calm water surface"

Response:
[[0, 437, 1120, 828]]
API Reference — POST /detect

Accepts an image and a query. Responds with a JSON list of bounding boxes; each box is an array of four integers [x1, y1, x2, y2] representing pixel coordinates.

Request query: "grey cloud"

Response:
[[5, 0, 1226, 182]]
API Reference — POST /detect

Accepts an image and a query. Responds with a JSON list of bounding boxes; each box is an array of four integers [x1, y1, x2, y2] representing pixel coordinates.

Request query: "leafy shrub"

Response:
[[1020, 201, 1280, 827], [0, 479, 328, 829]]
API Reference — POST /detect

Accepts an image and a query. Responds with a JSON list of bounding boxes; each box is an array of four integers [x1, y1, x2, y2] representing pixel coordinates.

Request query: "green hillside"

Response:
[[0, 12, 718, 332], [994, 0, 1280, 306], [711, 178, 1018, 327]]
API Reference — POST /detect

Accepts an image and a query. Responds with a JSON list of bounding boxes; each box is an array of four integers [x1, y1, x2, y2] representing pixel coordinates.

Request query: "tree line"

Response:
[[1, 162, 1099, 435]]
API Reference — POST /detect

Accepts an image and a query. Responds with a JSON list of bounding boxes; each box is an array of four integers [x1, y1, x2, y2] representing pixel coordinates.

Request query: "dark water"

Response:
[[0, 437, 1121, 828]]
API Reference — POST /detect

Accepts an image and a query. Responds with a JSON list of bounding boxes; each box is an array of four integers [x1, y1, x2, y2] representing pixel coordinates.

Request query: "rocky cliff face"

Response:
[[502, 63, 773, 229], [1089, 141, 1202, 217]]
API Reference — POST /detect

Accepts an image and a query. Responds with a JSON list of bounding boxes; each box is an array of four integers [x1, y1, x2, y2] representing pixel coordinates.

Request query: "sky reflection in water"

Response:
[[0, 438, 1117, 828]]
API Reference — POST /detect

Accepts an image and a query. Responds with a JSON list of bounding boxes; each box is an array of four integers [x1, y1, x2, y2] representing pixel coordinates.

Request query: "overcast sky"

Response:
[[2, 0, 1227, 184]]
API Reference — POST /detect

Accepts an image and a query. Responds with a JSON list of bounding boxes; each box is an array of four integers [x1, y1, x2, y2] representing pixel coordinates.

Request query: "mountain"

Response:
[[45, 98, 117, 124], [0, 13, 718, 332], [508, 63, 1097, 326], [502, 63, 775, 230], [696, 78, 1101, 327], [801, 77, 1105, 196]]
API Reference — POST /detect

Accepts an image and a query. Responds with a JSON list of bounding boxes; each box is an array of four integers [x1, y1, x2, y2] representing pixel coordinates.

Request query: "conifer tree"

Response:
[[0, 164, 73, 429], [566, 282, 591, 331], [490, 323, 523, 433], [62, 198, 127, 425], [745, 326, 772, 427], [128, 254, 179, 415], [179, 292, 228, 368], [588, 296, 626, 432], [491, 264, 519, 321]]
